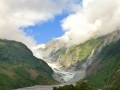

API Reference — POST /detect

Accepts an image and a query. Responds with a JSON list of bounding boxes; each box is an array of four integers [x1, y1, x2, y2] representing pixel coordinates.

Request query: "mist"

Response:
[[1, 0, 120, 49], [61, 0, 120, 46], [0, 0, 80, 50]]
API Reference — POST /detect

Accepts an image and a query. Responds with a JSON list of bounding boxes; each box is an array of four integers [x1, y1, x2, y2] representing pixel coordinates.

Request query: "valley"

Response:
[[32, 30, 120, 90], [1, 0, 120, 90], [0, 30, 120, 90]]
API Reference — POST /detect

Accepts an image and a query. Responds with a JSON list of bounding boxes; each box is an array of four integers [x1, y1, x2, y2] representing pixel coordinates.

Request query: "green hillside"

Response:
[[51, 36, 105, 68], [86, 40, 120, 90], [0, 40, 57, 90]]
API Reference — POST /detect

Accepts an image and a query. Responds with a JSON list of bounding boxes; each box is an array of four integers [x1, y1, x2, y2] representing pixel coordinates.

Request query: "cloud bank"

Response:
[[1, 0, 120, 49], [61, 0, 120, 46], [0, 0, 81, 49]]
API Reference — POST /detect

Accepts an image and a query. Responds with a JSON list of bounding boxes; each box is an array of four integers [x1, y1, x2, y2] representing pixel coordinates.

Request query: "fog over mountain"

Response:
[[0, 0, 80, 49], [61, 0, 120, 46], [0, 0, 120, 49]]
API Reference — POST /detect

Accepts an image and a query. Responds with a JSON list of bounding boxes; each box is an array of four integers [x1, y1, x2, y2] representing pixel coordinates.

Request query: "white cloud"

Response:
[[3, 0, 119, 50], [61, 0, 120, 46], [0, 0, 81, 50]]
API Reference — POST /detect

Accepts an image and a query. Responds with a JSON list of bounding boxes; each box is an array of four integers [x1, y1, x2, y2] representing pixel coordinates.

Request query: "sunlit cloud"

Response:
[[0, 0, 81, 50], [61, 0, 120, 46]]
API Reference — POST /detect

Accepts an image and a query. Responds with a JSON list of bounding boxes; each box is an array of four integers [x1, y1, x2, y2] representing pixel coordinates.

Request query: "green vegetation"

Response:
[[53, 81, 96, 90], [0, 39, 57, 90], [86, 40, 120, 90], [75, 37, 105, 61], [52, 36, 105, 67]]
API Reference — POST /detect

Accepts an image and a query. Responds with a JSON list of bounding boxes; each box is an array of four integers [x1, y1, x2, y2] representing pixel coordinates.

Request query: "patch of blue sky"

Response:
[[21, 14, 68, 44]]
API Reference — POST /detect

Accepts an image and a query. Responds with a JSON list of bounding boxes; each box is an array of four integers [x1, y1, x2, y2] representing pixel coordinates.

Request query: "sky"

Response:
[[22, 14, 67, 44], [0, 0, 120, 50]]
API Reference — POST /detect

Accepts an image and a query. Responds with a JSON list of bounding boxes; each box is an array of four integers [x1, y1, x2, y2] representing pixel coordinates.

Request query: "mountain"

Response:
[[85, 37, 120, 90], [38, 38, 66, 61], [37, 30, 120, 89], [0, 39, 57, 90], [43, 30, 120, 69]]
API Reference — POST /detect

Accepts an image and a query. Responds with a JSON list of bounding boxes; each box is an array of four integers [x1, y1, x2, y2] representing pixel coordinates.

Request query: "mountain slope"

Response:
[[42, 30, 120, 69], [85, 39, 120, 90], [38, 39, 65, 60], [48, 38, 120, 90], [0, 39, 57, 90], [37, 30, 120, 85]]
